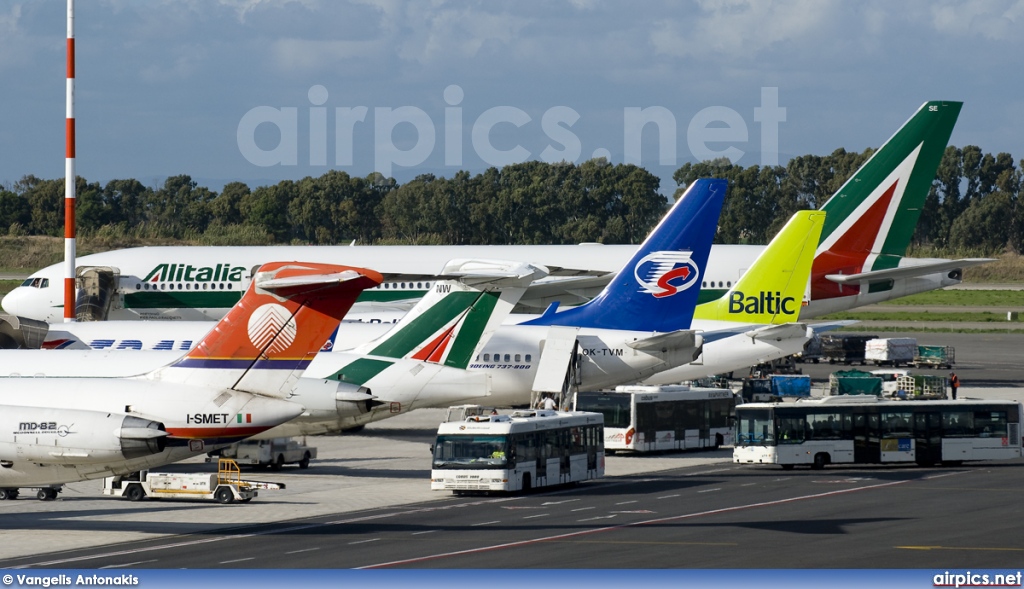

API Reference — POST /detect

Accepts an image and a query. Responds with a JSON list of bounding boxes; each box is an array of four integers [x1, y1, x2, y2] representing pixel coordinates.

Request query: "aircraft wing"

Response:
[[825, 258, 994, 284], [518, 274, 613, 308]]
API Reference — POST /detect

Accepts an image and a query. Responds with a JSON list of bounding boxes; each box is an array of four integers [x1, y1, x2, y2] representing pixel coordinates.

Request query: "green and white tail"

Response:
[[327, 260, 546, 386]]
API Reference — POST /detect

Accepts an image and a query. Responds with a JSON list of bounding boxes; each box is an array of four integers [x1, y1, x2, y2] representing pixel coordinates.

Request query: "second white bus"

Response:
[[734, 396, 1022, 469], [574, 385, 735, 453], [430, 409, 604, 493]]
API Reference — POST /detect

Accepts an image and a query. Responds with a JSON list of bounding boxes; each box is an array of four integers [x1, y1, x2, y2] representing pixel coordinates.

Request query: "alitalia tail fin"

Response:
[[694, 211, 824, 324], [325, 260, 545, 386], [812, 100, 961, 299], [522, 178, 727, 332], [151, 262, 383, 396]]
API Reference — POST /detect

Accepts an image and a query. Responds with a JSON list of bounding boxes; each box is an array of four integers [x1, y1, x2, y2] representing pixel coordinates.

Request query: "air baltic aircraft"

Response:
[[0, 101, 988, 332], [0, 261, 383, 497], [3, 180, 826, 412]]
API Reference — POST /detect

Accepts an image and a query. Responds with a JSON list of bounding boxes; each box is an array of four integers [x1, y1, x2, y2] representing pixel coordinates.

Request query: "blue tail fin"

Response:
[[522, 178, 726, 332]]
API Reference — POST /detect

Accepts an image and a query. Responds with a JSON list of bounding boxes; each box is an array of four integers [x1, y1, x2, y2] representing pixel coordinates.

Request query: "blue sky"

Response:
[[1, 0, 1021, 195]]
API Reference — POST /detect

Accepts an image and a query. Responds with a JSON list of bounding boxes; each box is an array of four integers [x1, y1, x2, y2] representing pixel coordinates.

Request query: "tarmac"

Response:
[[2, 386, 1021, 563]]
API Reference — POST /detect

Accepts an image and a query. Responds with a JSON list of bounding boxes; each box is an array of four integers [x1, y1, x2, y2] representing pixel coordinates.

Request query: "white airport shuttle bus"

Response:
[[575, 385, 735, 453], [430, 410, 604, 493], [734, 396, 1022, 469]]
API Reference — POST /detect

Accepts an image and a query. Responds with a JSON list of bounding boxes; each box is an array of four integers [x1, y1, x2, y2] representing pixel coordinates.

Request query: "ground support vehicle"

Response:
[[821, 335, 877, 365], [208, 437, 316, 470], [103, 459, 284, 504], [795, 334, 823, 363], [575, 385, 735, 453], [0, 484, 63, 501], [913, 345, 956, 369], [865, 338, 917, 367], [431, 409, 604, 494], [829, 370, 883, 396], [734, 396, 1022, 469]]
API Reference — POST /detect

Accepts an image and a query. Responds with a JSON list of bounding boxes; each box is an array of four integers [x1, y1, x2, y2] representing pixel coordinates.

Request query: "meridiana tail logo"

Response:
[[634, 251, 700, 298], [247, 303, 297, 354]]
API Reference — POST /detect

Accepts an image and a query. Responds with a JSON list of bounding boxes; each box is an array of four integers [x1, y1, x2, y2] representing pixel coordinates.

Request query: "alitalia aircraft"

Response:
[[0, 261, 384, 495], [1, 180, 827, 416], [0, 101, 989, 333]]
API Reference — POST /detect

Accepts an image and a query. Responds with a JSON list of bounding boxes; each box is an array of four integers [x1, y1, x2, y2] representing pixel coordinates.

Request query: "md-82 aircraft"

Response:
[[0, 101, 987, 332], [0, 261, 384, 497]]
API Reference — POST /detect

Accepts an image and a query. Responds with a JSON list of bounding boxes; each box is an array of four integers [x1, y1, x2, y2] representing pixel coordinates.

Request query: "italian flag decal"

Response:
[[236, 413, 252, 424]]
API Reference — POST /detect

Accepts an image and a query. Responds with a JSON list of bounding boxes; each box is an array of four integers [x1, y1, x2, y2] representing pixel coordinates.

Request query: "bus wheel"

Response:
[[299, 453, 311, 469], [812, 453, 829, 470], [522, 473, 532, 492], [781, 464, 795, 470]]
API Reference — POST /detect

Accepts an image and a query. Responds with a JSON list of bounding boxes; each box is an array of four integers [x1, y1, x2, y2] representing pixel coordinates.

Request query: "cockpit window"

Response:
[[21, 278, 46, 288], [21, 278, 33, 287]]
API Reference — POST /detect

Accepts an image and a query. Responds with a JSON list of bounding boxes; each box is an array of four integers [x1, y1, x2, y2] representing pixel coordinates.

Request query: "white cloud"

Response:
[[930, 0, 1024, 40], [650, 0, 837, 59]]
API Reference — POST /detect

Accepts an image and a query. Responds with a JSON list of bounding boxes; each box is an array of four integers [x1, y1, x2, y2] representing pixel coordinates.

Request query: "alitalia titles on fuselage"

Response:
[[143, 264, 246, 283]]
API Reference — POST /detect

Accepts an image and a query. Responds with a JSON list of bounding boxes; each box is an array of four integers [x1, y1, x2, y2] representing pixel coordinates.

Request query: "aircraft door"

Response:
[[75, 266, 120, 321]]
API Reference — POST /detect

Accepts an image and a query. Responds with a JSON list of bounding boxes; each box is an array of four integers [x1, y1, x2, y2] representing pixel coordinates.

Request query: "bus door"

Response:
[[699, 401, 711, 448], [853, 411, 881, 463], [913, 411, 942, 465]]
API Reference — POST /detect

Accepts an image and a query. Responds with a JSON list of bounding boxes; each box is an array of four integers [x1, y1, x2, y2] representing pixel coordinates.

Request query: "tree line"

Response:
[[0, 146, 1019, 254]]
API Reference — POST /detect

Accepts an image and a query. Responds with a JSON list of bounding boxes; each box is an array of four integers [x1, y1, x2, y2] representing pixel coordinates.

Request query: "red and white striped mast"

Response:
[[64, 0, 76, 322]]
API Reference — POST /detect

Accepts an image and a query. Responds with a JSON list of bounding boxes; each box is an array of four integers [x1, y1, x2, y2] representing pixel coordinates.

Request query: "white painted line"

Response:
[[99, 560, 157, 569], [570, 507, 595, 512], [523, 513, 549, 519], [471, 521, 500, 527], [741, 483, 757, 487], [657, 494, 680, 499], [411, 530, 437, 535], [542, 499, 580, 505], [578, 515, 618, 522], [219, 557, 255, 564], [615, 500, 638, 505], [348, 538, 381, 545], [359, 478, 912, 569], [285, 547, 320, 555], [697, 488, 722, 493]]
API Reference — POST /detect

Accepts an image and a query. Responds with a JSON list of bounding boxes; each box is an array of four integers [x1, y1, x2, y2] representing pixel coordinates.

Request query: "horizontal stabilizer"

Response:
[[807, 320, 859, 333], [743, 323, 809, 342], [437, 259, 549, 287], [627, 330, 703, 354], [825, 258, 994, 284], [256, 269, 371, 293], [519, 274, 613, 308]]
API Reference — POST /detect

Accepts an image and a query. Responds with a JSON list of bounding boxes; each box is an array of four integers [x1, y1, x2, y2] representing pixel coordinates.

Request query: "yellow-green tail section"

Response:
[[693, 211, 825, 324]]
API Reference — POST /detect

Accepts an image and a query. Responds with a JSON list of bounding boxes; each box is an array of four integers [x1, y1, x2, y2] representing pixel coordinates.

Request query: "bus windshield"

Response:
[[432, 434, 509, 469], [576, 392, 631, 429], [736, 408, 775, 446]]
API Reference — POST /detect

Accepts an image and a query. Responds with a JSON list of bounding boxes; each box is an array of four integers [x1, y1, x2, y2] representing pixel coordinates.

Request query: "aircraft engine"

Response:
[[0, 407, 167, 465], [291, 378, 381, 419]]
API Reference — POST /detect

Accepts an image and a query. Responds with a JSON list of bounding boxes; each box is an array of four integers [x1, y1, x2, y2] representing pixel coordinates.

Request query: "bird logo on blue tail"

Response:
[[634, 251, 700, 298]]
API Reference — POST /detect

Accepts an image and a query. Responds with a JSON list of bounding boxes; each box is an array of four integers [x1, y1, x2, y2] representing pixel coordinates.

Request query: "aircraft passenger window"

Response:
[[504, 354, 510, 362], [135, 284, 141, 290], [702, 281, 706, 288], [484, 354, 490, 361], [525, 354, 532, 362], [185, 284, 190, 290], [227, 284, 232, 290], [727, 281, 732, 287], [202, 283, 207, 290], [515, 354, 521, 362]]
